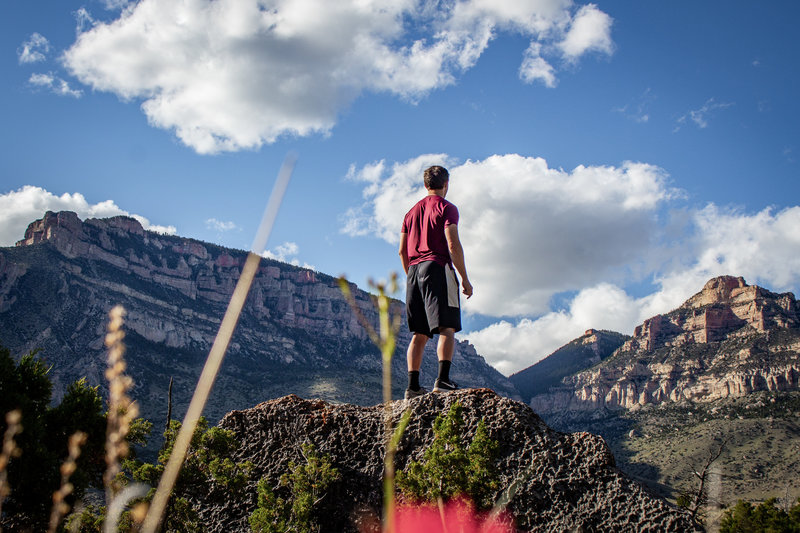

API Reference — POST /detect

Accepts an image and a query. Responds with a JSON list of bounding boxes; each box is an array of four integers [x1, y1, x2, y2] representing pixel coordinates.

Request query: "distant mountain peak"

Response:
[[16, 210, 146, 248], [630, 275, 799, 353], [530, 276, 800, 413]]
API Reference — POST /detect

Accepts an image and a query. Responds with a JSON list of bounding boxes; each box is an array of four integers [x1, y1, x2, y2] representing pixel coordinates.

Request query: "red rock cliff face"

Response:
[[531, 276, 800, 413]]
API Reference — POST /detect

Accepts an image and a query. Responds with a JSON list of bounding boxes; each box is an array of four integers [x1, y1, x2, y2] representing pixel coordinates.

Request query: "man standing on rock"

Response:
[[399, 165, 473, 399]]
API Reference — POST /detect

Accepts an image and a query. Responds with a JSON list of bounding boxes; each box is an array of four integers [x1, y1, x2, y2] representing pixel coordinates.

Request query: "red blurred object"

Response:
[[394, 498, 514, 533]]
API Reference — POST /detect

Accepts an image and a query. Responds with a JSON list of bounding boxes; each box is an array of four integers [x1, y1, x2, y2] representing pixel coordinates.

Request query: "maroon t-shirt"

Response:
[[402, 195, 459, 267]]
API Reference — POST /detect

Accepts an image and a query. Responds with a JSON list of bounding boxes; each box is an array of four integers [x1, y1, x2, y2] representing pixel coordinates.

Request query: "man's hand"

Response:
[[462, 278, 473, 299]]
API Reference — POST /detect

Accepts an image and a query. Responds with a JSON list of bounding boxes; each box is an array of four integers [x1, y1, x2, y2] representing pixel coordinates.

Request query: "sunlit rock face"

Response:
[[531, 276, 800, 413], [0, 211, 518, 431]]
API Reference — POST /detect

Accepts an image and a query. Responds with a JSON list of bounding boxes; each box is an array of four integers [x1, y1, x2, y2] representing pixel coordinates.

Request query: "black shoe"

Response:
[[433, 379, 458, 392], [404, 386, 428, 399]]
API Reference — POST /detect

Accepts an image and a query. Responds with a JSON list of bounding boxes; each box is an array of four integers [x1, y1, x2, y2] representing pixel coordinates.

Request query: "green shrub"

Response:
[[0, 344, 107, 531], [122, 418, 253, 533], [249, 442, 340, 533], [396, 401, 499, 510], [720, 497, 800, 533]]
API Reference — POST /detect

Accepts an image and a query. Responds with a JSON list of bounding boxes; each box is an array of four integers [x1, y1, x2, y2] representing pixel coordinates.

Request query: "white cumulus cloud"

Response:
[[18, 33, 50, 64], [0, 185, 176, 246], [558, 3, 614, 59], [28, 73, 83, 98], [62, 0, 614, 154], [262, 241, 316, 270], [205, 218, 239, 232], [344, 153, 800, 375], [344, 153, 679, 317], [465, 283, 639, 375], [464, 203, 800, 375]]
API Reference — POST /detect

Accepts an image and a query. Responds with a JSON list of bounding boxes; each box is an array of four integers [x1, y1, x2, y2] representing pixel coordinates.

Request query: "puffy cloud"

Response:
[[28, 73, 83, 98], [464, 203, 800, 375], [669, 204, 800, 293], [18, 33, 50, 64], [63, 0, 614, 154], [345, 153, 800, 375], [465, 283, 639, 375], [0, 185, 176, 246], [205, 218, 239, 232], [262, 241, 315, 270], [558, 4, 613, 59], [344, 153, 679, 316], [519, 43, 557, 87]]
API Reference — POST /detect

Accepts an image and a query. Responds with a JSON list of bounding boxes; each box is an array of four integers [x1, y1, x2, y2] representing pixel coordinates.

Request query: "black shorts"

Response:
[[406, 261, 461, 337]]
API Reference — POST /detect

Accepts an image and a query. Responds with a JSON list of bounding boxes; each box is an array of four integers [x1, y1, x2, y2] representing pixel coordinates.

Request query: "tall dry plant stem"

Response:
[[103, 305, 139, 509], [0, 409, 22, 531], [338, 273, 408, 533], [141, 153, 295, 533], [47, 431, 87, 533]]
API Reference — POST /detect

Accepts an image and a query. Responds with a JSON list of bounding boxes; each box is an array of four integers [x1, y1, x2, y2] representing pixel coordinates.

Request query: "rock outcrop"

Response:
[[531, 276, 800, 413], [194, 389, 698, 532], [0, 212, 518, 430]]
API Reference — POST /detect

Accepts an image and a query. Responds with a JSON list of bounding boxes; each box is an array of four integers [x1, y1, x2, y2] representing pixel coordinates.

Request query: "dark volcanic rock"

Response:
[[202, 389, 698, 532]]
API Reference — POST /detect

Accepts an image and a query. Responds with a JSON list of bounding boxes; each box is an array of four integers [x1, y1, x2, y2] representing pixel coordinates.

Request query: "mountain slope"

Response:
[[0, 211, 518, 431], [531, 276, 800, 413], [526, 276, 800, 508], [509, 329, 628, 404]]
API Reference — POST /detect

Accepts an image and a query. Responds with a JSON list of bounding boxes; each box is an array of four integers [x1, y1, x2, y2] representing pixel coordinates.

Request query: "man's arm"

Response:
[[444, 224, 473, 298], [399, 232, 409, 274]]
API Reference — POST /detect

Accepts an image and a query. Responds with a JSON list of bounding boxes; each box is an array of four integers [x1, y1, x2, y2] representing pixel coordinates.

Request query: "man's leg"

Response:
[[436, 327, 455, 362], [407, 333, 428, 372], [406, 333, 428, 396], [434, 327, 457, 391]]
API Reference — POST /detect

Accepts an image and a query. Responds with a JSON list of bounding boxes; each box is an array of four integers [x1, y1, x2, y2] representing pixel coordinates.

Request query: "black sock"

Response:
[[408, 370, 420, 391], [437, 360, 451, 382]]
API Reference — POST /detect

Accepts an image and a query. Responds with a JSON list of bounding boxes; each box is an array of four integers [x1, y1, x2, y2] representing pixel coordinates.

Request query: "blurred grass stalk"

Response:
[[104, 305, 138, 508], [47, 431, 87, 533], [141, 153, 295, 533], [338, 273, 409, 533], [0, 409, 22, 532]]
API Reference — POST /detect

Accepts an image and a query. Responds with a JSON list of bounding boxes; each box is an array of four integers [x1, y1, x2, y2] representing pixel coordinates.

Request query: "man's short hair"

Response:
[[424, 166, 449, 190]]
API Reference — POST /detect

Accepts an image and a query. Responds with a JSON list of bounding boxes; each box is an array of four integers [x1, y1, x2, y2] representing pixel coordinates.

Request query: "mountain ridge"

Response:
[[509, 329, 628, 404], [530, 275, 800, 413], [0, 211, 519, 431], [522, 275, 800, 508]]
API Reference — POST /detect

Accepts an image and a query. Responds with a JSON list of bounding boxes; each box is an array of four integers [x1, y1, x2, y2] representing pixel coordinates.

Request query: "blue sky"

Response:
[[2, 1, 799, 375]]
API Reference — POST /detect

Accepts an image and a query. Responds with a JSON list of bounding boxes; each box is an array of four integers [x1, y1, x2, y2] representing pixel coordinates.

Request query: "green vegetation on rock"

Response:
[[249, 442, 340, 533], [396, 401, 499, 510], [720, 497, 800, 533]]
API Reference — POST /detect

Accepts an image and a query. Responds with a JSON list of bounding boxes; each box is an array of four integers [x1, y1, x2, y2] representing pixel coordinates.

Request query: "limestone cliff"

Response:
[[0, 211, 518, 429], [531, 276, 800, 413]]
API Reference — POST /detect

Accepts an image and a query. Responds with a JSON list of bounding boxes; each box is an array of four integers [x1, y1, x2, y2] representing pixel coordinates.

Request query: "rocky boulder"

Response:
[[199, 389, 699, 532]]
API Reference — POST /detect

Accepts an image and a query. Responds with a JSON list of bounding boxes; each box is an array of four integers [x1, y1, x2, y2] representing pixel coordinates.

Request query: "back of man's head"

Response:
[[424, 166, 449, 190]]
